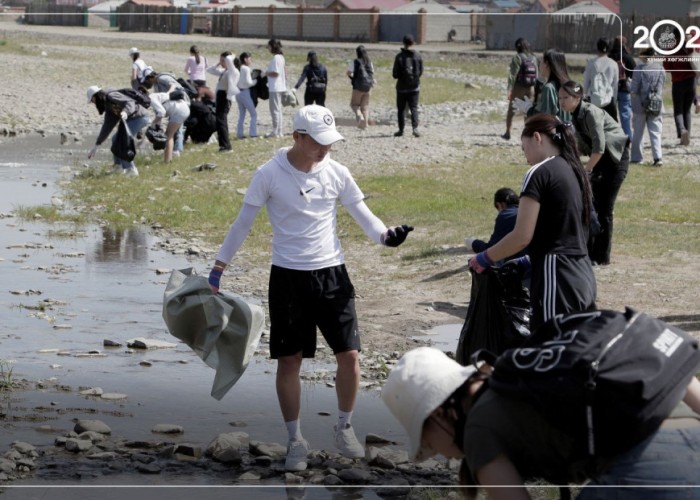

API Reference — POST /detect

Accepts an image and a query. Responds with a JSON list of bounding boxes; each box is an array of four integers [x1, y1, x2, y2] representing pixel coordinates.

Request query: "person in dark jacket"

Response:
[[392, 34, 423, 138], [608, 36, 636, 137], [663, 30, 696, 146], [465, 187, 527, 265], [86, 85, 151, 176], [294, 51, 328, 107]]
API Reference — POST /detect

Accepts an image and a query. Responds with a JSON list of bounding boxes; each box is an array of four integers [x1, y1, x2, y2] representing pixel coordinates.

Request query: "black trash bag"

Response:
[[110, 119, 136, 162], [456, 265, 530, 365], [146, 124, 168, 150]]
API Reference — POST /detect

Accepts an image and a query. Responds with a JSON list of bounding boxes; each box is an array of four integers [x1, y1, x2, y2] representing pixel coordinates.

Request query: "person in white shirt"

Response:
[[148, 89, 191, 163], [206, 105, 414, 473], [264, 38, 287, 138], [583, 37, 619, 120], [129, 47, 147, 91], [235, 52, 258, 139], [207, 51, 239, 152]]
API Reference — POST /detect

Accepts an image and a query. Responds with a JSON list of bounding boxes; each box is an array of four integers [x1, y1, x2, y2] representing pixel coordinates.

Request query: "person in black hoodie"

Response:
[[392, 34, 423, 138]]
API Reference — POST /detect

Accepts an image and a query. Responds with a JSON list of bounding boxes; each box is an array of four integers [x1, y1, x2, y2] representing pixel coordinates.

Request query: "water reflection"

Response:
[[89, 226, 149, 264]]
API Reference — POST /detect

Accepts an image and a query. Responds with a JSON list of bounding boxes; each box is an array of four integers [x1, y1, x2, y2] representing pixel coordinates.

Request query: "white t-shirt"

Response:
[[243, 148, 365, 270], [266, 54, 287, 93], [132, 59, 147, 81]]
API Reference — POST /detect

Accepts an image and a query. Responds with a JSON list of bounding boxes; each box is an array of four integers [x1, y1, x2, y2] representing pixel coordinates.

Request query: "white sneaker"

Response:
[[173, 151, 181, 158], [334, 423, 364, 459], [285, 439, 309, 471], [124, 166, 139, 177]]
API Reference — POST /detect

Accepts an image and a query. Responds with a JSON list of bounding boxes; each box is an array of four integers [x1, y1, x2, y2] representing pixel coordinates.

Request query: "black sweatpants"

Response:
[[215, 89, 231, 150], [671, 77, 696, 138], [396, 90, 420, 132], [530, 253, 597, 332], [588, 144, 629, 265]]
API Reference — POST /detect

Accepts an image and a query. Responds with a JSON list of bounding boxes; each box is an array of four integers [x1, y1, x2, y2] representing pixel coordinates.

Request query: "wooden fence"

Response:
[[25, 4, 86, 27], [116, 3, 189, 34]]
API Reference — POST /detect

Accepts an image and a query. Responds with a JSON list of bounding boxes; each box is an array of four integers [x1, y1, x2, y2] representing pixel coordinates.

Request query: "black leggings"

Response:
[[588, 144, 629, 265], [215, 89, 231, 150]]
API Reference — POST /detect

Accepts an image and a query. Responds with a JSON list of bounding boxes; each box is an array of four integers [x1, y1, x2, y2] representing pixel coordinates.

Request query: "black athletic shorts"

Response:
[[268, 264, 361, 359]]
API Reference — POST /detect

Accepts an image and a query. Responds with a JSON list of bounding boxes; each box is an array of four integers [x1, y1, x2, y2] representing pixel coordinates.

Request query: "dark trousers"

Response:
[[397, 91, 420, 132], [506, 83, 534, 132], [602, 96, 618, 122], [588, 144, 629, 265], [215, 89, 231, 150], [671, 77, 696, 137], [304, 89, 326, 107]]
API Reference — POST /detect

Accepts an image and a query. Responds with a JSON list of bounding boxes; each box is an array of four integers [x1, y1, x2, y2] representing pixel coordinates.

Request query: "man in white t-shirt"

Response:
[[207, 105, 413, 472], [264, 38, 288, 138]]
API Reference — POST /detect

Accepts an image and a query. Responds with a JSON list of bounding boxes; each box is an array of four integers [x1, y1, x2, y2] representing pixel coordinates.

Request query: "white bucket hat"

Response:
[[128, 47, 139, 56], [292, 105, 344, 146], [86, 85, 101, 104], [381, 347, 476, 461]]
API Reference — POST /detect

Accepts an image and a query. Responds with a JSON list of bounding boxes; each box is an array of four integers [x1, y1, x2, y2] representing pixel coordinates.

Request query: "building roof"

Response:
[[555, 0, 614, 15], [393, 0, 455, 13], [493, 0, 520, 9], [328, 0, 409, 10], [126, 0, 173, 6], [88, 0, 127, 12]]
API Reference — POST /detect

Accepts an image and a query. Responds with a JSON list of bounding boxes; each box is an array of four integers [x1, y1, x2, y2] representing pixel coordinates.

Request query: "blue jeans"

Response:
[[174, 125, 184, 154], [236, 88, 257, 138], [577, 427, 700, 499], [112, 115, 150, 169], [617, 91, 632, 138]]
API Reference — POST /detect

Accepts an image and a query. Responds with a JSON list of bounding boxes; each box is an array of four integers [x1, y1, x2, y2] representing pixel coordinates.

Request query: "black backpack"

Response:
[[115, 88, 151, 109], [516, 54, 537, 87], [176, 77, 199, 99], [399, 52, 420, 87], [354, 60, 374, 92], [473, 307, 700, 461]]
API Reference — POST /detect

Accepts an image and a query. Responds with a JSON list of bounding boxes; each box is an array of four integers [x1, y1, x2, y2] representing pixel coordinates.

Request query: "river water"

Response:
[[0, 133, 460, 498]]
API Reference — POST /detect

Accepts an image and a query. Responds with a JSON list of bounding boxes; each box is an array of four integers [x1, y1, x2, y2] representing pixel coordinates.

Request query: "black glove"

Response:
[[383, 225, 414, 247]]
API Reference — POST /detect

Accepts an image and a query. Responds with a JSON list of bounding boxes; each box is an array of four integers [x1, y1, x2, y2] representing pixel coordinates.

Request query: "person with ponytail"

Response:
[[512, 48, 571, 122], [558, 80, 630, 266], [468, 113, 596, 331]]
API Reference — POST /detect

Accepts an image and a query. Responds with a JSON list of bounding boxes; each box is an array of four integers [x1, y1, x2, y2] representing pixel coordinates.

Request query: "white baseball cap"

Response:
[[86, 85, 101, 104], [293, 105, 344, 146], [381, 347, 476, 461], [128, 47, 139, 56]]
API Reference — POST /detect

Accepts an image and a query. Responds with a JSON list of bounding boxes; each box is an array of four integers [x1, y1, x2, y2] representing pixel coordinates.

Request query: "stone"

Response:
[[65, 438, 93, 452], [11, 442, 35, 454], [207, 432, 249, 463], [74, 419, 111, 435], [238, 471, 261, 481], [337, 467, 375, 484], [249, 440, 286, 458], [80, 387, 103, 396], [151, 424, 184, 434], [126, 338, 177, 349]]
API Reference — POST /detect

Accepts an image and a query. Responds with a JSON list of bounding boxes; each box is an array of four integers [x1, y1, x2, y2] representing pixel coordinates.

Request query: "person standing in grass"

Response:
[[294, 50, 328, 107], [207, 104, 414, 473], [630, 48, 666, 166], [235, 52, 258, 139], [184, 45, 208, 88], [513, 48, 571, 123], [264, 38, 287, 138], [392, 34, 423, 138], [502, 38, 537, 141], [207, 52, 239, 152], [129, 47, 147, 91]]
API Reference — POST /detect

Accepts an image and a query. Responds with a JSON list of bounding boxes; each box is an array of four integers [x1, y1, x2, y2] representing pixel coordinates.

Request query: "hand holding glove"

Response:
[[468, 251, 494, 274], [120, 110, 128, 121], [512, 96, 533, 115], [208, 267, 223, 293], [87, 146, 97, 159], [382, 225, 414, 247]]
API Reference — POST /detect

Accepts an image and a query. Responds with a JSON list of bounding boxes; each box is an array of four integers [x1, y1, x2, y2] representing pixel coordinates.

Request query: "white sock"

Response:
[[337, 410, 353, 429], [285, 419, 303, 442]]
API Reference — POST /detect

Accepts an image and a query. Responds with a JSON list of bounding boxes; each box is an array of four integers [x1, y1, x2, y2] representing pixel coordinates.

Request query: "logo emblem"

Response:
[[323, 114, 333, 126]]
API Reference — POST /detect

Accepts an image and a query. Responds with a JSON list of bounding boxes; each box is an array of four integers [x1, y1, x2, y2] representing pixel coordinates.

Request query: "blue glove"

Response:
[[383, 225, 414, 247], [208, 268, 222, 292], [468, 251, 494, 274]]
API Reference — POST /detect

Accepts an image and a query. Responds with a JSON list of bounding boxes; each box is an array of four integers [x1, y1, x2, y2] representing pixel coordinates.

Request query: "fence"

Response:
[[25, 4, 85, 27], [116, 3, 189, 34]]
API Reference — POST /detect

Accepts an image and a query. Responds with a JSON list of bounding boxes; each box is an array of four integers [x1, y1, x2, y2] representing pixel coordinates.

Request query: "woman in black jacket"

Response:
[[294, 51, 328, 107]]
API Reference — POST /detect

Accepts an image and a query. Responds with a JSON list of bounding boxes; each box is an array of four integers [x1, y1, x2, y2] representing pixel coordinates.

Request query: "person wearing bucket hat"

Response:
[[382, 347, 700, 497], [206, 104, 414, 472], [129, 47, 147, 91]]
